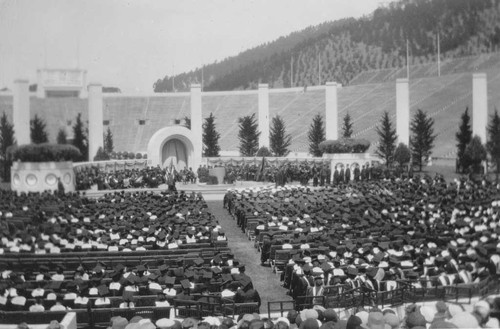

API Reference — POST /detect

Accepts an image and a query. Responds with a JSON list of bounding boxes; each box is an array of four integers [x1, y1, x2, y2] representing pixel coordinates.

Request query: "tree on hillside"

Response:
[[376, 111, 397, 167], [30, 114, 49, 144], [342, 112, 354, 138], [72, 113, 88, 162], [203, 113, 221, 157], [464, 135, 487, 174], [56, 129, 67, 144], [0, 112, 16, 182], [104, 127, 114, 154], [238, 113, 260, 156], [456, 107, 472, 173], [308, 114, 325, 157], [410, 109, 436, 171], [393, 143, 411, 168], [487, 110, 500, 181], [270, 115, 291, 157]]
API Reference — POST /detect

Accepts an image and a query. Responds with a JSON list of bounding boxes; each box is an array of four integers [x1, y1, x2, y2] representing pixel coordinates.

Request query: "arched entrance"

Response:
[[147, 126, 202, 170], [162, 138, 188, 170]]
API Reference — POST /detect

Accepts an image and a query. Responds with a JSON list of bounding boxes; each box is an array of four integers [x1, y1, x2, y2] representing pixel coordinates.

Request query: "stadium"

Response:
[[2, 1, 500, 329]]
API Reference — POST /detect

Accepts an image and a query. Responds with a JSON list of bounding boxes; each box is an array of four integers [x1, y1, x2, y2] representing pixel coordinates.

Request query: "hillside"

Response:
[[153, 0, 500, 92]]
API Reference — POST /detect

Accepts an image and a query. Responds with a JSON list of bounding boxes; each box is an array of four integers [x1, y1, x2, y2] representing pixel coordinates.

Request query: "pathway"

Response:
[[205, 197, 293, 315]]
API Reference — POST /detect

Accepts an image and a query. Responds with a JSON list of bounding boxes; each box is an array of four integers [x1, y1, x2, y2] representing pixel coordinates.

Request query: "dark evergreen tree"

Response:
[[72, 113, 88, 161], [376, 111, 397, 167], [93, 147, 110, 161], [393, 143, 411, 168], [342, 112, 354, 138], [104, 127, 114, 154], [464, 135, 487, 174], [203, 112, 221, 157], [238, 113, 260, 156], [410, 109, 436, 171], [270, 115, 291, 157], [30, 114, 49, 144], [56, 129, 67, 144], [456, 107, 472, 173], [0, 112, 16, 182], [487, 110, 500, 181], [308, 114, 325, 157]]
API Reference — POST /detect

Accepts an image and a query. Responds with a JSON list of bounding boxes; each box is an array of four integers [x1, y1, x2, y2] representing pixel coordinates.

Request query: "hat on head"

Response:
[[419, 306, 435, 323], [300, 318, 319, 329], [323, 309, 338, 322], [474, 300, 491, 320], [156, 318, 175, 329], [112, 317, 129, 329], [181, 318, 198, 329], [383, 313, 400, 329], [48, 320, 64, 329], [346, 315, 362, 329], [406, 312, 426, 328], [366, 312, 386, 329], [449, 312, 479, 328]]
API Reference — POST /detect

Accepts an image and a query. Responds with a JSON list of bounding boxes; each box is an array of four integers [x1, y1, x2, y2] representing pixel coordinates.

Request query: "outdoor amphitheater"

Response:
[[1, 52, 500, 329]]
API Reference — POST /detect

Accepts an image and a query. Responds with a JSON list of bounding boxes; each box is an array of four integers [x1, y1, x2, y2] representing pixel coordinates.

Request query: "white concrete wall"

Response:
[[325, 82, 338, 140], [396, 78, 410, 146], [88, 84, 104, 161], [473, 73, 488, 143], [13, 79, 30, 145], [11, 161, 75, 194], [258, 84, 270, 148]]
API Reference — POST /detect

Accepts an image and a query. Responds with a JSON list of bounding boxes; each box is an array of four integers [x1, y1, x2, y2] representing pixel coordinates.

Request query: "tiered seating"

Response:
[[225, 178, 500, 314], [203, 93, 258, 151]]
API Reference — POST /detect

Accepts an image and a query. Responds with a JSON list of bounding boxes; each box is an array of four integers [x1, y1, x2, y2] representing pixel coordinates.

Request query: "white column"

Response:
[[13, 79, 30, 145], [190, 84, 202, 169], [473, 73, 488, 143], [36, 70, 45, 98], [80, 70, 88, 99], [88, 83, 103, 161], [325, 82, 338, 140], [396, 78, 410, 146], [258, 84, 270, 148]]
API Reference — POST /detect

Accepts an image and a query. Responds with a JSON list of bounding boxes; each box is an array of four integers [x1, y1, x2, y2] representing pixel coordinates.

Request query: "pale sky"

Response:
[[0, 0, 380, 93]]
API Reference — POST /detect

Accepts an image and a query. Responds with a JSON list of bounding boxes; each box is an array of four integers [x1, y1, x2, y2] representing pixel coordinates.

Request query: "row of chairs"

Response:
[[0, 299, 261, 327]]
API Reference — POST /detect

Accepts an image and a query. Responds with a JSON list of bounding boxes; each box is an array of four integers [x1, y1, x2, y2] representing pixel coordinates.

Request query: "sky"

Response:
[[0, 0, 380, 93]]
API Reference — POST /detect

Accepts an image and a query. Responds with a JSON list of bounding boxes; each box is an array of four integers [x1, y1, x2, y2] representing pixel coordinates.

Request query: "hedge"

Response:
[[8, 143, 82, 162], [319, 138, 370, 154]]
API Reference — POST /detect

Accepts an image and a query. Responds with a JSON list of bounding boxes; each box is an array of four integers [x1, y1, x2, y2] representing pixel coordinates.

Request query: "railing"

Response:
[[268, 276, 500, 317]]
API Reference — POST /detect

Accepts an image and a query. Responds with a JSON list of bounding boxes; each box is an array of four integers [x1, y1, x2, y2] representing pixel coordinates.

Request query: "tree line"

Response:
[[153, 0, 500, 92]]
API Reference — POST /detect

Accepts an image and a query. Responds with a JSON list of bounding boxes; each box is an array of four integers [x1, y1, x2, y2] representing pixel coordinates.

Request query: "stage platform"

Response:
[[84, 181, 274, 199]]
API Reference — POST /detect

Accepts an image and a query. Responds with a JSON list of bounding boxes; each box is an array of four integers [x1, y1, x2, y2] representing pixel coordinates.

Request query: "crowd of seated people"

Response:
[[74, 166, 169, 190], [208, 161, 395, 186], [0, 253, 261, 313], [224, 175, 500, 308], [0, 190, 228, 254]]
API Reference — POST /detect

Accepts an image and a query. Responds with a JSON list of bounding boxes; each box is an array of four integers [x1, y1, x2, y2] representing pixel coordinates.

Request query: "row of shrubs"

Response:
[[319, 138, 371, 154], [7, 144, 81, 162], [94, 148, 148, 161], [109, 151, 147, 160]]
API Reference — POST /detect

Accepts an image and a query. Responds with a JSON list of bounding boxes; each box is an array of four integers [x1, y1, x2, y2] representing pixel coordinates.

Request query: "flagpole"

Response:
[[318, 52, 321, 86], [172, 63, 175, 92], [437, 31, 441, 77], [291, 56, 293, 87], [406, 39, 410, 79]]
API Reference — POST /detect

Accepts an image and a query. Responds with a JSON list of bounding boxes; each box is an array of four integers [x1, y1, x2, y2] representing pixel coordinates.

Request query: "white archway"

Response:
[[147, 126, 202, 170]]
